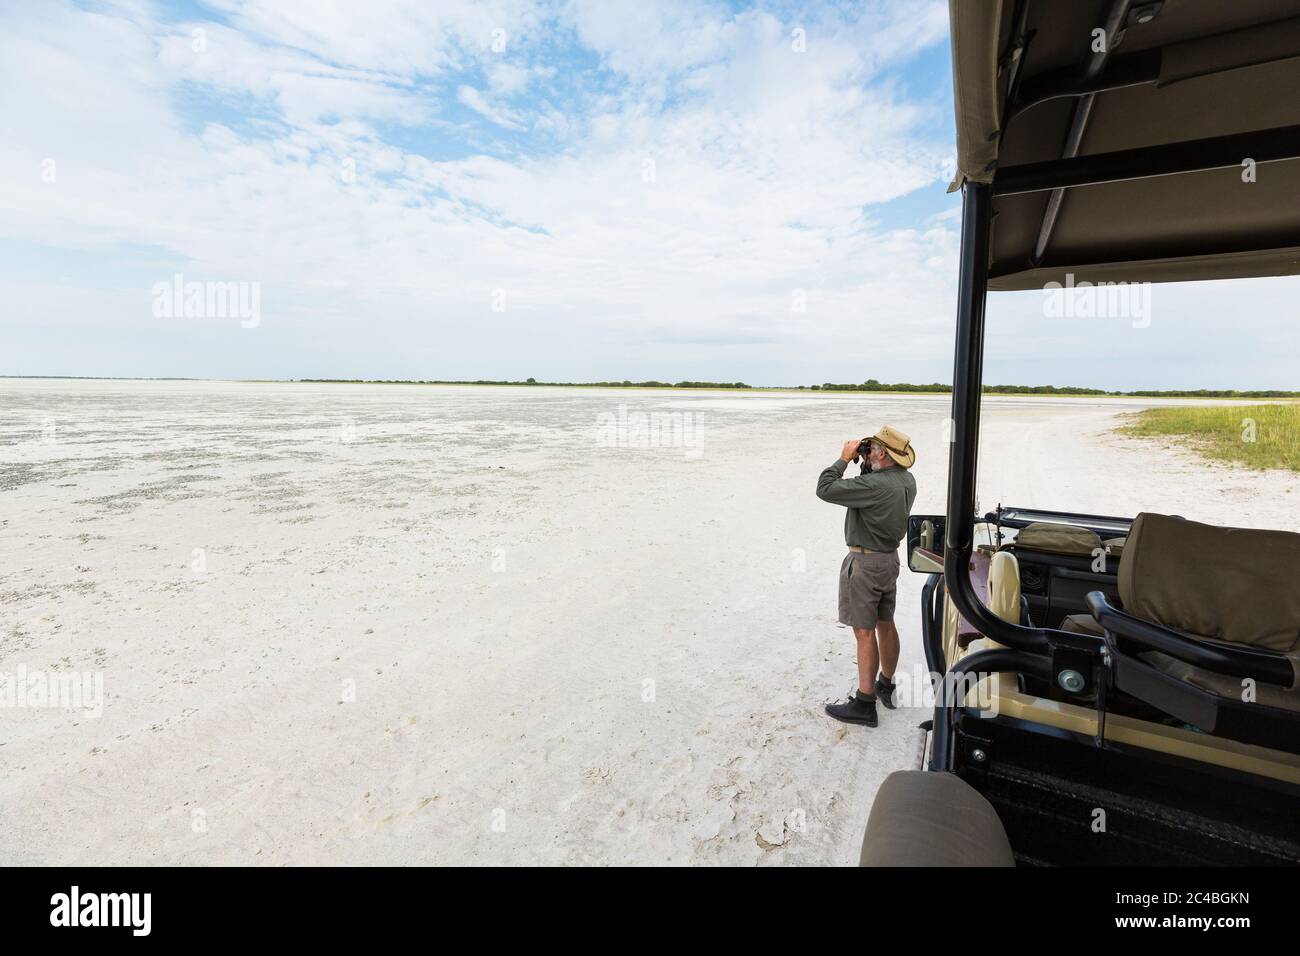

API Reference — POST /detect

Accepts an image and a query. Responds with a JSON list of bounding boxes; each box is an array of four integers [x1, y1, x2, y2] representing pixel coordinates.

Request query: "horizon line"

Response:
[[2, 375, 1297, 397]]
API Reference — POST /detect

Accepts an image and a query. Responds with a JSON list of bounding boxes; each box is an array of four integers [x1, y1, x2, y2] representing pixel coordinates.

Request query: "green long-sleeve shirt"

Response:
[[816, 459, 917, 552]]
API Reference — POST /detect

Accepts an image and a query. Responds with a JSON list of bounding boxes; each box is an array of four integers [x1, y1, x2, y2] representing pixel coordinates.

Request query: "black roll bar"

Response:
[[920, 571, 945, 686], [928, 648, 1054, 772], [943, 182, 1052, 653], [993, 123, 1300, 196], [1085, 591, 1296, 687]]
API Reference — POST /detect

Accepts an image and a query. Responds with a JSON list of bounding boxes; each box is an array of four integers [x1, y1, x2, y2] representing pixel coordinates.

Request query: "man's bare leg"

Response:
[[826, 626, 882, 726], [853, 626, 878, 693], [875, 620, 900, 680]]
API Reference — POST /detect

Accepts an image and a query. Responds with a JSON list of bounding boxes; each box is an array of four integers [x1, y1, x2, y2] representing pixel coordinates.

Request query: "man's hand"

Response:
[[840, 439, 861, 463]]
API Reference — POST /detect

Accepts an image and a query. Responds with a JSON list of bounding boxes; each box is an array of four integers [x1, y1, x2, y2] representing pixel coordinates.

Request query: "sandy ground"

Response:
[[1, 380, 1296, 866]]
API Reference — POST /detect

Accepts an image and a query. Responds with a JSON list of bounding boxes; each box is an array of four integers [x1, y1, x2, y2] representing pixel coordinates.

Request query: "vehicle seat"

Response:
[[859, 771, 1014, 866], [1118, 515, 1300, 712], [987, 549, 1022, 624], [1120, 513, 1300, 651], [1094, 513, 1300, 712], [946, 549, 1022, 651]]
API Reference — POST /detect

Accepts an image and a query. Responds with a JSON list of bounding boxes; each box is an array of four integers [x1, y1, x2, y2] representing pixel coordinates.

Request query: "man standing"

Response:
[[815, 426, 917, 727]]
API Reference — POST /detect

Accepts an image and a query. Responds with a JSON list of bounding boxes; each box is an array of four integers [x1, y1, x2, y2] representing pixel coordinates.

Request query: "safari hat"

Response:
[[866, 425, 916, 468]]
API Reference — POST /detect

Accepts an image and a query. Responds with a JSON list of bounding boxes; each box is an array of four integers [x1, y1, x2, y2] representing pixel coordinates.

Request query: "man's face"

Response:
[[866, 441, 889, 470]]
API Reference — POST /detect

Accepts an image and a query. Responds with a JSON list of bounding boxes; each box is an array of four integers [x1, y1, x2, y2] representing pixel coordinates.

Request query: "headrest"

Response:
[[1119, 513, 1300, 652]]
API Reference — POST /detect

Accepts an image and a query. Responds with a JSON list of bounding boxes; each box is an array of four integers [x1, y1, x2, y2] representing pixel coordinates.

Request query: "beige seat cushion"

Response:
[[1061, 613, 1105, 637], [860, 771, 1013, 867], [1014, 521, 1102, 557], [1121, 513, 1300, 653]]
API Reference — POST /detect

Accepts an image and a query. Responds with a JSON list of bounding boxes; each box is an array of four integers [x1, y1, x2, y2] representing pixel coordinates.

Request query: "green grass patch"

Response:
[[1120, 403, 1300, 471]]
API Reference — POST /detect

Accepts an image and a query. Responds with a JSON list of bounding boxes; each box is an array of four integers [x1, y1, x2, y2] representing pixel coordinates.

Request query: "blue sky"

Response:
[[1, 0, 1296, 389]]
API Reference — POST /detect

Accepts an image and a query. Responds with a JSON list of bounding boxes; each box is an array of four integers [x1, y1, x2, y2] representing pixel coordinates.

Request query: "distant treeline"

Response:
[[812, 381, 1105, 394], [299, 378, 753, 389], [810, 380, 956, 392], [808, 380, 1300, 397], [295, 377, 1299, 397], [1123, 389, 1300, 398]]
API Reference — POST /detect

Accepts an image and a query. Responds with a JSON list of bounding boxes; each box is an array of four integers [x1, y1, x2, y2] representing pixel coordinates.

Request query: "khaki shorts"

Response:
[[838, 551, 900, 630]]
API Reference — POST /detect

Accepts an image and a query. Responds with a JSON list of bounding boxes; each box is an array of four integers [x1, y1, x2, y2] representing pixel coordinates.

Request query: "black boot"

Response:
[[825, 689, 878, 727], [876, 673, 897, 710]]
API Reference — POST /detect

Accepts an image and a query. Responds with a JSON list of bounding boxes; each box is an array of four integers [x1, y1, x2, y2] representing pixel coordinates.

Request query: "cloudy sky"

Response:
[[1, 0, 1296, 389]]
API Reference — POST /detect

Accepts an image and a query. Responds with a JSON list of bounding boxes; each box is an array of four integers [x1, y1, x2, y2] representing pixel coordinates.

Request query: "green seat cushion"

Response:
[[1121, 513, 1300, 653], [1015, 521, 1102, 556]]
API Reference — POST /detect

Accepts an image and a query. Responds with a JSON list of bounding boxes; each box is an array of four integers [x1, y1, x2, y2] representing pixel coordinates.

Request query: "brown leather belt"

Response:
[[847, 546, 881, 554]]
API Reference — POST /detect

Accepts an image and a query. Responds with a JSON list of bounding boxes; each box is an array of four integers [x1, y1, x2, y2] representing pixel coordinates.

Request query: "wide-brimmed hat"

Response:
[[866, 425, 916, 468]]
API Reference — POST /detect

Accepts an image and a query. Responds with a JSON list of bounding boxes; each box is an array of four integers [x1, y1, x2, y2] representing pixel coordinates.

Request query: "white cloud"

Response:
[[203, 0, 546, 76], [456, 85, 528, 130], [18, 0, 1288, 389], [561, 0, 735, 80], [487, 62, 533, 94]]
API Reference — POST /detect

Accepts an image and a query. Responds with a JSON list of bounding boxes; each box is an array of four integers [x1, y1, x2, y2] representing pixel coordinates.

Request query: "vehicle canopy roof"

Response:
[[949, 0, 1300, 289]]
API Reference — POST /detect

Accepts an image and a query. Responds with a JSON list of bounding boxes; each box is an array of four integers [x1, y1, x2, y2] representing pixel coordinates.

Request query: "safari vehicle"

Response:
[[861, 0, 1300, 866]]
